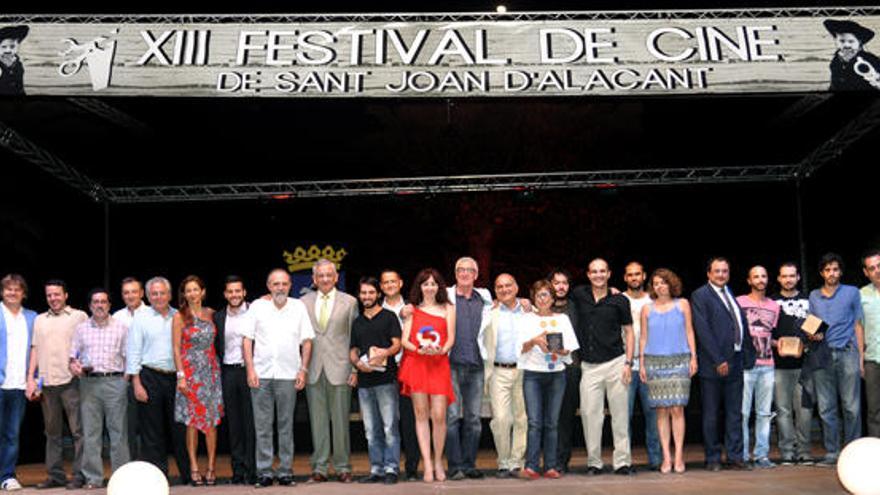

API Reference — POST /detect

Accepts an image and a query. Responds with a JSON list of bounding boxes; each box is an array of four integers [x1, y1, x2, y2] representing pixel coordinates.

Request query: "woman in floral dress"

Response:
[[173, 275, 223, 486]]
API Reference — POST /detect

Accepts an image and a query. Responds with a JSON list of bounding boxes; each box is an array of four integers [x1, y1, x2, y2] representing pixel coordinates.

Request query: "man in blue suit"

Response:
[[0, 274, 37, 491], [690, 257, 756, 472]]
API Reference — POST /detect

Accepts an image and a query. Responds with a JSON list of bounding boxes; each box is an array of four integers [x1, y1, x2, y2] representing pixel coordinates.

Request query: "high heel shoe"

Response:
[[190, 471, 204, 487], [205, 469, 217, 486]]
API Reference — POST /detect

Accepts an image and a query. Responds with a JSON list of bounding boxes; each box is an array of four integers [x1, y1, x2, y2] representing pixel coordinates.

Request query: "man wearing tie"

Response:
[[301, 259, 359, 483], [690, 257, 756, 472]]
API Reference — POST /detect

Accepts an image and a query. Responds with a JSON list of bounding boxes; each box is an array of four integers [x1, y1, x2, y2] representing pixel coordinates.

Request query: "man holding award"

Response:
[[350, 277, 402, 484]]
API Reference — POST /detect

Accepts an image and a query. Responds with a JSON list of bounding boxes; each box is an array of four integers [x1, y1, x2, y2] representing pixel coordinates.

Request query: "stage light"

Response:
[[838, 437, 880, 495], [107, 461, 169, 495], [496, 5, 507, 13]]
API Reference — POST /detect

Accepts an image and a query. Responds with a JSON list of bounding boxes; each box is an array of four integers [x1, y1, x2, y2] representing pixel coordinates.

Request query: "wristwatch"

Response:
[[176, 371, 185, 379], [624, 360, 633, 367]]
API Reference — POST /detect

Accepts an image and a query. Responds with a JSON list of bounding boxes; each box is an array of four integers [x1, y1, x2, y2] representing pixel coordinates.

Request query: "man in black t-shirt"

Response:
[[571, 259, 636, 476], [770, 263, 814, 465], [350, 277, 402, 484]]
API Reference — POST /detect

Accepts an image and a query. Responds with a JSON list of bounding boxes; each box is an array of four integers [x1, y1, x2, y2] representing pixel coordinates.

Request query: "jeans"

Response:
[[774, 368, 812, 460], [628, 372, 661, 467], [446, 365, 483, 472], [742, 365, 774, 461], [814, 344, 862, 459], [0, 389, 26, 482], [523, 371, 565, 472], [358, 383, 400, 475]]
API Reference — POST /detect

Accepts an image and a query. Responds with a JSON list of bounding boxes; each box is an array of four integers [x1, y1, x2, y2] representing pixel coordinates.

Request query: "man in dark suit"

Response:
[[690, 257, 756, 472], [213, 275, 256, 485]]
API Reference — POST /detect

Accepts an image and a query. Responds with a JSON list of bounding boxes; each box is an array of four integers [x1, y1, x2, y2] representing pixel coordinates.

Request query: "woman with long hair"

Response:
[[638, 268, 697, 474], [397, 268, 456, 482], [172, 275, 223, 486]]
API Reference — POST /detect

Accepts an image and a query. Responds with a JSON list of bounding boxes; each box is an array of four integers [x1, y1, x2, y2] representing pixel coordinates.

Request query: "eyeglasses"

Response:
[[535, 292, 553, 299], [455, 267, 477, 274]]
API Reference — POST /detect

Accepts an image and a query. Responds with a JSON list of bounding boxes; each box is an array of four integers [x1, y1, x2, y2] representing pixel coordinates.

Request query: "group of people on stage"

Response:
[[0, 250, 878, 491]]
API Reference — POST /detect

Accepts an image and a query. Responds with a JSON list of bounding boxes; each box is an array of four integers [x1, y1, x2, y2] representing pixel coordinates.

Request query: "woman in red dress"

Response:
[[398, 268, 456, 482]]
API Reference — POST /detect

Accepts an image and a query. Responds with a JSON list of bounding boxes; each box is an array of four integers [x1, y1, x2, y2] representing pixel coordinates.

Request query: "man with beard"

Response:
[[0, 25, 27, 96], [350, 277, 402, 484], [549, 269, 579, 473], [824, 19, 880, 90], [770, 263, 814, 465], [860, 250, 880, 438], [622, 262, 661, 471], [243, 269, 314, 487], [736, 267, 780, 469], [213, 276, 256, 485], [809, 253, 864, 466]]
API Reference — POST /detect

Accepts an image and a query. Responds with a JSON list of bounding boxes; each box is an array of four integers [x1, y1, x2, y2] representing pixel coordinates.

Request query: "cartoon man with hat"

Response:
[[0, 25, 28, 95], [824, 19, 880, 91]]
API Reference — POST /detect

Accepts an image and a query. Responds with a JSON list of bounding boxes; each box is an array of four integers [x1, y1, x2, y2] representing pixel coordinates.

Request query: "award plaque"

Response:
[[546, 332, 564, 353], [777, 336, 804, 358], [801, 314, 827, 336]]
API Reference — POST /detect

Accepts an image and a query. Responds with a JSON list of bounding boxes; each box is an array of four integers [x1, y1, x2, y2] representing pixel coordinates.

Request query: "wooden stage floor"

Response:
[[13, 445, 847, 494]]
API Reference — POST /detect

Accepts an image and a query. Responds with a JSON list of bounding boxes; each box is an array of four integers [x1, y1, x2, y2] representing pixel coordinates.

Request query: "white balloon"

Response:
[[838, 437, 880, 495], [107, 461, 169, 495]]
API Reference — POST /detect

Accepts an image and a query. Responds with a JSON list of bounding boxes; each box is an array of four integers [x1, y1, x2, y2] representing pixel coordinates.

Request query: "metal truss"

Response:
[[66, 98, 150, 135], [102, 165, 799, 204], [0, 121, 106, 202], [798, 97, 880, 178], [2, 7, 878, 24]]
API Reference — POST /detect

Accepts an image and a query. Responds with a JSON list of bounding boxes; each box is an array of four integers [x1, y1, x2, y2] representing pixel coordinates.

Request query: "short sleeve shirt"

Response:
[[33, 307, 88, 386], [736, 296, 780, 368], [350, 309, 401, 388], [571, 287, 632, 364], [809, 285, 863, 349]]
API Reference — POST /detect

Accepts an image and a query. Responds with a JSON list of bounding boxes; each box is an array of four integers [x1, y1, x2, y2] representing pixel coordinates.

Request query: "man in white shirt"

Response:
[[243, 269, 314, 488], [0, 274, 37, 492], [111, 276, 148, 460], [213, 275, 255, 485], [622, 262, 661, 471]]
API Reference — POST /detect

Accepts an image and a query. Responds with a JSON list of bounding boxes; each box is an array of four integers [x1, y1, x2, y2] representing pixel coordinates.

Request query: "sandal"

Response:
[[205, 469, 217, 486], [190, 470, 204, 487]]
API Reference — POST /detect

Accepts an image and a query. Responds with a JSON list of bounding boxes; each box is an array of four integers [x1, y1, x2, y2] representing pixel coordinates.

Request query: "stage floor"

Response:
[[13, 445, 846, 494]]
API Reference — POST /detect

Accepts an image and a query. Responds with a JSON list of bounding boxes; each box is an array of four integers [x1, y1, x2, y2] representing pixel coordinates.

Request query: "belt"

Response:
[[143, 365, 176, 375], [222, 363, 246, 368], [86, 372, 123, 377], [493, 362, 517, 369]]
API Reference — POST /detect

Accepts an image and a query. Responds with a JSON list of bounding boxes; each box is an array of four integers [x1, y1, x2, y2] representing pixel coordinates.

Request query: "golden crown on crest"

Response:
[[283, 244, 348, 273]]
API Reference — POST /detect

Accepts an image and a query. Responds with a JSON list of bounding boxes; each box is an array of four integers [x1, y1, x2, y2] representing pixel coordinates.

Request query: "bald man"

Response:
[[483, 274, 527, 477], [571, 259, 635, 476]]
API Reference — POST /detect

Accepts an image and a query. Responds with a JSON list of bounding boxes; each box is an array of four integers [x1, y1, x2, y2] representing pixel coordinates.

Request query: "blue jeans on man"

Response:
[[447, 365, 484, 474], [0, 389, 27, 483], [523, 371, 565, 472], [774, 368, 813, 462], [813, 343, 862, 460], [358, 383, 400, 475], [742, 365, 774, 461], [628, 372, 661, 468]]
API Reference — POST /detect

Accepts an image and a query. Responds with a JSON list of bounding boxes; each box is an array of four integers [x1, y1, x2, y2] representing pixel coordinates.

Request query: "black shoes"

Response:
[[614, 465, 635, 476], [358, 474, 384, 484], [384, 473, 399, 485], [465, 469, 484, 479], [706, 462, 722, 472], [586, 466, 603, 476], [254, 476, 274, 488], [36, 479, 65, 490], [277, 475, 295, 486], [450, 470, 466, 481]]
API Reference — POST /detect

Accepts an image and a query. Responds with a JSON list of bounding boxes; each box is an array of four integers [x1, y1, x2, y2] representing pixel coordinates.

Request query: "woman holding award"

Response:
[[397, 268, 456, 483], [516, 280, 579, 480]]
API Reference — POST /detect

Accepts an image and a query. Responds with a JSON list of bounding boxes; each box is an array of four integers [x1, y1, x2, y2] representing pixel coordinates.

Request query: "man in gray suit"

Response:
[[301, 259, 359, 483]]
